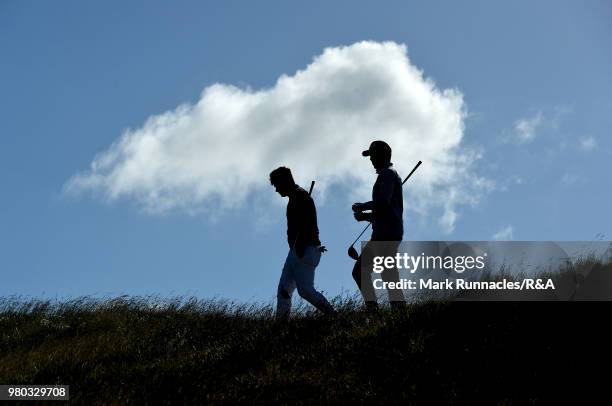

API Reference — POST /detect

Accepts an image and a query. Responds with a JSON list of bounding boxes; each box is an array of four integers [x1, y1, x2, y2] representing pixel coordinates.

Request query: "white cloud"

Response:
[[498, 176, 524, 192], [507, 107, 572, 145], [493, 225, 514, 241], [578, 135, 596, 151], [65, 41, 491, 233], [513, 112, 543, 143]]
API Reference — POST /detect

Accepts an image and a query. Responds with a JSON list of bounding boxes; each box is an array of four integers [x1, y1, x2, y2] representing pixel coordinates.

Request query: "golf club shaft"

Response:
[[350, 223, 372, 247], [349, 160, 422, 247], [402, 160, 422, 184]]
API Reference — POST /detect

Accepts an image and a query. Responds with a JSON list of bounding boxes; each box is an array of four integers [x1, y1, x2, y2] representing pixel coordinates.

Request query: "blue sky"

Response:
[[1, 0, 611, 303]]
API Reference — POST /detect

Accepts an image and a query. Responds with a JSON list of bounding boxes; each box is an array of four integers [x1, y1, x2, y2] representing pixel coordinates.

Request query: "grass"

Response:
[[1, 261, 611, 404]]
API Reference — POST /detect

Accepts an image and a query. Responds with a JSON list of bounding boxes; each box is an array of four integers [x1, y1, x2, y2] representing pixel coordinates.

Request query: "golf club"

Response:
[[347, 160, 422, 260]]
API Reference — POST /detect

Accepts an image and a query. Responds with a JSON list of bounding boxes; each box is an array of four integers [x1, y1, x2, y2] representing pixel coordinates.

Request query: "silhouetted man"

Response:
[[270, 167, 334, 319], [351, 141, 406, 310]]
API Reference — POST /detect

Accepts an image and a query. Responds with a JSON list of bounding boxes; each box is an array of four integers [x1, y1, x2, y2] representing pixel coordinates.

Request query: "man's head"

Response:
[[269, 166, 296, 197], [362, 140, 392, 169]]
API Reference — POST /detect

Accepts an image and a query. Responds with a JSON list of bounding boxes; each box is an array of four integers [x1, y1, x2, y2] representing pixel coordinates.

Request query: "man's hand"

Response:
[[353, 211, 369, 222], [352, 202, 365, 213]]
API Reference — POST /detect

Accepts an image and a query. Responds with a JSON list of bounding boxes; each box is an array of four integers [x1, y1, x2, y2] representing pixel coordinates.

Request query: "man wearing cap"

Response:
[[352, 141, 406, 310]]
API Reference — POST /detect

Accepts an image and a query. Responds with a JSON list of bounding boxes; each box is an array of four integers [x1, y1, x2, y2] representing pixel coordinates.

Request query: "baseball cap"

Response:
[[362, 140, 392, 157]]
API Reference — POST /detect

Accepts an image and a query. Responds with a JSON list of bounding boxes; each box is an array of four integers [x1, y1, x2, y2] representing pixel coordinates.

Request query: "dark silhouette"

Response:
[[270, 167, 334, 319], [351, 141, 406, 310]]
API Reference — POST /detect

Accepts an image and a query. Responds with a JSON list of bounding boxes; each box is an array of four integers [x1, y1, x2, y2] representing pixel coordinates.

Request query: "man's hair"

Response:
[[269, 166, 295, 186]]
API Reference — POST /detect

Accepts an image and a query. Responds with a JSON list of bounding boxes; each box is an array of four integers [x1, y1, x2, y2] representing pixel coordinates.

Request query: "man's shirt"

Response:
[[287, 185, 321, 249], [361, 164, 404, 240]]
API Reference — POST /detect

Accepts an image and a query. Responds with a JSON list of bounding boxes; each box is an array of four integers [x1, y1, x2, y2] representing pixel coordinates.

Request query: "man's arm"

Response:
[[371, 170, 395, 212], [353, 170, 395, 213], [355, 200, 374, 211], [293, 191, 318, 257]]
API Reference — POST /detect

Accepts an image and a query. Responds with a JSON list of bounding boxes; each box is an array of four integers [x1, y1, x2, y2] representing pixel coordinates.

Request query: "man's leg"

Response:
[[382, 241, 406, 306], [351, 242, 379, 310], [276, 250, 296, 320], [294, 247, 335, 314]]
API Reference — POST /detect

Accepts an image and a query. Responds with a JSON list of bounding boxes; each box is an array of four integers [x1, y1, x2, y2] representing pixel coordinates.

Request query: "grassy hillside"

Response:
[[1, 293, 610, 405]]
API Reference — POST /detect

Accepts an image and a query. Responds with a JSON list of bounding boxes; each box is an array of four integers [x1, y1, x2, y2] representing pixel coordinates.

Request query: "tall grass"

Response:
[[1, 261, 611, 404]]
